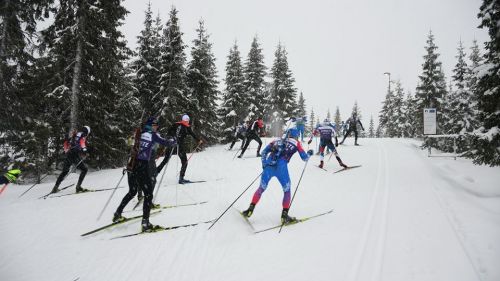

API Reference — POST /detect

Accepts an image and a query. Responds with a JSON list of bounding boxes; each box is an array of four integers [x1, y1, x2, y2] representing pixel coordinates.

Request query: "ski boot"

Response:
[[178, 177, 191, 184], [242, 203, 255, 218], [319, 160, 324, 169], [237, 154, 243, 158], [76, 185, 89, 193], [256, 153, 262, 157], [112, 212, 126, 223], [281, 208, 297, 225], [51, 184, 60, 194], [152, 203, 161, 209], [141, 219, 162, 233]]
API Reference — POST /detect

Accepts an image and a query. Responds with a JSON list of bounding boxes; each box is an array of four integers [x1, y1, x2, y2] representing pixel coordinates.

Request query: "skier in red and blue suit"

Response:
[[241, 127, 313, 224], [308, 119, 347, 169]]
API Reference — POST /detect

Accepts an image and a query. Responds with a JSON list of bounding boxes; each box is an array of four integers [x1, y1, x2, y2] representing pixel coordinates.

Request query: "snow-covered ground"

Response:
[[1, 138, 499, 281]]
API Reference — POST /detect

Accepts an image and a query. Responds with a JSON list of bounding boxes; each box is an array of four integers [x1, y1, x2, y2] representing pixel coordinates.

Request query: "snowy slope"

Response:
[[1, 138, 499, 281]]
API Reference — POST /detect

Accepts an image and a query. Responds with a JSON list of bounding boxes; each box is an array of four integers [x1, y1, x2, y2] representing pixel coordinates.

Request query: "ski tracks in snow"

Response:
[[348, 142, 391, 281]]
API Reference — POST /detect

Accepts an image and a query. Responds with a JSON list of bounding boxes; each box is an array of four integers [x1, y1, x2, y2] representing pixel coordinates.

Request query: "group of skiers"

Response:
[[2, 112, 364, 231]]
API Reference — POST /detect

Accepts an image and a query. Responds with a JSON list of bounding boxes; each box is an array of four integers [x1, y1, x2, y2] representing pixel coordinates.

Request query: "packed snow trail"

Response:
[[0, 138, 499, 281]]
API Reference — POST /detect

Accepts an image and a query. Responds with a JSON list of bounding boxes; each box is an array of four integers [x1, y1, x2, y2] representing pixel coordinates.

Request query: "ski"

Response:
[[317, 165, 328, 171], [235, 208, 255, 231], [254, 209, 334, 234], [179, 180, 206, 185], [39, 184, 75, 199], [125, 201, 208, 213], [49, 186, 125, 198], [109, 219, 214, 240], [81, 210, 162, 237], [333, 165, 362, 174]]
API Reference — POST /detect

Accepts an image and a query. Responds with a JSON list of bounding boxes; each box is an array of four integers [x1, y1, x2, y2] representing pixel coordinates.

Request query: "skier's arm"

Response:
[[186, 126, 202, 144], [296, 141, 310, 161], [261, 142, 273, 168], [358, 120, 365, 131], [153, 132, 177, 148]]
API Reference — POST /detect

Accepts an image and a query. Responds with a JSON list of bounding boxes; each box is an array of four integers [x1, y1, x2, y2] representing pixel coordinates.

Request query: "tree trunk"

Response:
[[70, 2, 86, 132]]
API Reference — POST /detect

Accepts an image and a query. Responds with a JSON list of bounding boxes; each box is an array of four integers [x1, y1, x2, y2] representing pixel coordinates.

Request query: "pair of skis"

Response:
[[237, 209, 334, 234], [81, 201, 209, 238], [318, 165, 362, 173]]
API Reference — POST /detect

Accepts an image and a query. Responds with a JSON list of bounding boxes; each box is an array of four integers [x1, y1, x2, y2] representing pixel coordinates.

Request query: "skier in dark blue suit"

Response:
[[113, 117, 177, 232]]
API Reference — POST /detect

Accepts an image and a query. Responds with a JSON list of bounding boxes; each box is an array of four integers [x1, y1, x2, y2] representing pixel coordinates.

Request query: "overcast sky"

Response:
[[121, 0, 488, 125]]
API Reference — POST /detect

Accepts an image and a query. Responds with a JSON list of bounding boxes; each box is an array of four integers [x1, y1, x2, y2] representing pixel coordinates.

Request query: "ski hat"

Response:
[[5, 169, 21, 183], [145, 116, 159, 126], [182, 114, 190, 122], [287, 128, 300, 139], [83, 126, 91, 135]]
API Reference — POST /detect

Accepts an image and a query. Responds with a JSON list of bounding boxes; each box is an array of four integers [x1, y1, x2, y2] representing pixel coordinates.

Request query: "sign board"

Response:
[[423, 108, 436, 135]]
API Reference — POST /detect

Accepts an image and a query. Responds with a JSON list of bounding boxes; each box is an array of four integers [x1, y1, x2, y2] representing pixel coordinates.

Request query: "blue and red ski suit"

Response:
[[250, 138, 310, 209]]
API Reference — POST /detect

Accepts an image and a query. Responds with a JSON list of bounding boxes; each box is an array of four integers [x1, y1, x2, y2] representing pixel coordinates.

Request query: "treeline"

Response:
[[378, 0, 500, 166], [0, 1, 304, 176]]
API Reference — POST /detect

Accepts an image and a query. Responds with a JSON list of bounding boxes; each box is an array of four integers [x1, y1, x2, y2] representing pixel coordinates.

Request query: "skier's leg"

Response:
[[53, 156, 72, 191], [156, 147, 173, 174], [114, 171, 139, 218], [255, 136, 263, 156], [354, 129, 359, 145], [178, 150, 188, 181], [250, 168, 273, 205], [75, 158, 88, 190], [276, 166, 292, 209], [239, 136, 252, 157]]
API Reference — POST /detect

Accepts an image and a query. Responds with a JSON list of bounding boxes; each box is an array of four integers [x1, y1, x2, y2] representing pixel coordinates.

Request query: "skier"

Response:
[[156, 114, 203, 184], [51, 126, 91, 193], [0, 169, 21, 185], [340, 113, 365, 145], [113, 117, 176, 232], [228, 121, 247, 150], [308, 119, 348, 169], [295, 116, 307, 142], [241, 128, 313, 224], [238, 118, 264, 158]]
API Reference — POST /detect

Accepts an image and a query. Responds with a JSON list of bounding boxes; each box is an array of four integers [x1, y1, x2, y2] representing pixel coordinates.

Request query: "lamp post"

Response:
[[383, 72, 391, 94]]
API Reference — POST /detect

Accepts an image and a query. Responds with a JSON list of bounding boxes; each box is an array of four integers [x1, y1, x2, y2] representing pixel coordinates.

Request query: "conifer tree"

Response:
[[133, 3, 161, 115], [269, 43, 297, 136], [379, 82, 394, 136], [414, 30, 448, 135], [309, 107, 316, 134], [368, 116, 375, 138], [468, 39, 483, 131], [326, 109, 331, 120], [334, 106, 342, 132], [388, 80, 405, 137], [186, 20, 219, 143], [297, 92, 306, 117], [470, 0, 500, 165], [158, 7, 190, 123], [244, 36, 267, 120], [448, 41, 474, 138], [219, 42, 246, 141], [403, 91, 416, 137]]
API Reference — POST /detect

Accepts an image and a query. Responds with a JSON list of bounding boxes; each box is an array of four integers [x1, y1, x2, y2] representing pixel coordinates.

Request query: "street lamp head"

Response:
[[384, 72, 390, 75]]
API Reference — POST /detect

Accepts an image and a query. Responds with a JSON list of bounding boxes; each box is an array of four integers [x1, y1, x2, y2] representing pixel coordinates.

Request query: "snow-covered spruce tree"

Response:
[[326, 108, 331, 120], [447, 40, 475, 152], [414, 30, 448, 135], [268, 43, 297, 136], [0, 0, 53, 171], [297, 92, 306, 117], [403, 91, 417, 137], [158, 7, 190, 124], [39, 0, 132, 168], [376, 124, 383, 138], [219, 42, 246, 142], [378, 82, 394, 137], [467, 39, 483, 134], [132, 3, 161, 115], [469, 0, 500, 166], [309, 107, 316, 133], [388, 80, 405, 137], [334, 106, 342, 133], [244, 36, 267, 120], [186, 20, 219, 143], [368, 115, 375, 138]]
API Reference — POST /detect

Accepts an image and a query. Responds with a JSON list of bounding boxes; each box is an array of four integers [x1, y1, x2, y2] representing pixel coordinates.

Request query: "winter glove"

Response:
[[307, 149, 314, 156], [307, 139, 312, 145]]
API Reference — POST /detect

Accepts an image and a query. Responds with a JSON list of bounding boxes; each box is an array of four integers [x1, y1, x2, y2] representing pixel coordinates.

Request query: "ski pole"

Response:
[[0, 183, 9, 196], [96, 170, 126, 221], [153, 147, 176, 203], [19, 173, 50, 198], [278, 158, 310, 233], [208, 171, 263, 230]]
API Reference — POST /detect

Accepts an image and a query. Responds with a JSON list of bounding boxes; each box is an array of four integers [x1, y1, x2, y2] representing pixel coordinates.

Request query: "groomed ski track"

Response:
[[0, 138, 499, 281]]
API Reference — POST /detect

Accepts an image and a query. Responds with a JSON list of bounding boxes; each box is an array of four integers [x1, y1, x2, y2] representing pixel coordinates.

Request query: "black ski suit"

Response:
[[340, 117, 364, 145], [54, 131, 89, 190], [156, 122, 200, 180], [239, 120, 263, 157], [229, 123, 247, 150], [115, 130, 176, 221]]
